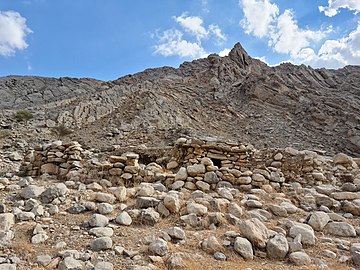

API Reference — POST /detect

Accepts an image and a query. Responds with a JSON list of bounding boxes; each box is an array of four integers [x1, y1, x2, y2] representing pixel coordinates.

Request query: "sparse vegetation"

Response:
[[51, 123, 73, 139], [14, 110, 33, 122], [11, 225, 34, 260]]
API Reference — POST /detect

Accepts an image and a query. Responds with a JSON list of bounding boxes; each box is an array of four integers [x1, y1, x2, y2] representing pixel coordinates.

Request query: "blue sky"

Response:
[[0, 0, 359, 80]]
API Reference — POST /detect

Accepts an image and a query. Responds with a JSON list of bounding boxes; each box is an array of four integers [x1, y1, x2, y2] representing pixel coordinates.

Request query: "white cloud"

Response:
[[0, 10, 32, 56], [174, 14, 226, 44], [240, 0, 326, 57], [319, 0, 360, 17], [254, 56, 270, 65], [240, 0, 279, 38], [154, 29, 206, 58], [239, 0, 350, 68], [295, 23, 360, 68], [218, 48, 231, 57], [174, 14, 208, 41], [209, 24, 227, 44], [154, 14, 226, 58], [269, 10, 326, 57]]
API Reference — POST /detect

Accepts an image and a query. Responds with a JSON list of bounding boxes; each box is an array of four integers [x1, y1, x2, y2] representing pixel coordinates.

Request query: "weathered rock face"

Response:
[[1, 43, 359, 156], [0, 41, 360, 269]]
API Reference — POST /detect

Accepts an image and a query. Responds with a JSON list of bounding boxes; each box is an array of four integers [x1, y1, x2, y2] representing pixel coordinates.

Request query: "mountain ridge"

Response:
[[0, 43, 359, 156]]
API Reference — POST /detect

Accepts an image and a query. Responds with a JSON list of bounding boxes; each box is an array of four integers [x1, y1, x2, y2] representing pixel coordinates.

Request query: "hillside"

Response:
[[0, 43, 359, 156], [0, 43, 360, 270]]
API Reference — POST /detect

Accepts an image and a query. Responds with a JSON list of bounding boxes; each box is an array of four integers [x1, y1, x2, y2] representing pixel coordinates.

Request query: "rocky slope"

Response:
[[0, 43, 359, 156], [0, 137, 359, 270], [0, 44, 360, 270]]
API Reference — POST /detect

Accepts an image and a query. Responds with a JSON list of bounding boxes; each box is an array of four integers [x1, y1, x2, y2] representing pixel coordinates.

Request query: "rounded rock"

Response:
[[90, 237, 113, 251], [266, 234, 289, 260], [88, 214, 109, 227], [149, 238, 169, 256], [234, 237, 254, 260], [289, 251, 311, 266], [97, 203, 114, 215], [115, 211, 132, 226]]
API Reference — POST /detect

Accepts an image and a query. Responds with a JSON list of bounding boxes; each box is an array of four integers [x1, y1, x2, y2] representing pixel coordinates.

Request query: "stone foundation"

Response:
[[20, 138, 360, 193]]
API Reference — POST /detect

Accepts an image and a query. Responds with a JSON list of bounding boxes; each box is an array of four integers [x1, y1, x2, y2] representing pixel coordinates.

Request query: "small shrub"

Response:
[[51, 124, 73, 139], [14, 110, 33, 122]]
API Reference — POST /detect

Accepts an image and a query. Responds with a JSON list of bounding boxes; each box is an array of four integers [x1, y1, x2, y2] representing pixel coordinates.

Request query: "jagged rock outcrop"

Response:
[[0, 43, 359, 156]]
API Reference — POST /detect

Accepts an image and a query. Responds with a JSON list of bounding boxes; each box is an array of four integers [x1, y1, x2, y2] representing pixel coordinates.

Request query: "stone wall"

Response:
[[21, 138, 360, 192], [21, 141, 84, 178]]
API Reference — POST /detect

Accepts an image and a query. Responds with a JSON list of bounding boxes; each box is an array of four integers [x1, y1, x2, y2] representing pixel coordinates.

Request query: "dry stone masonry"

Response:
[[0, 137, 359, 269], [1, 42, 360, 270], [21, 137, 360, 194]]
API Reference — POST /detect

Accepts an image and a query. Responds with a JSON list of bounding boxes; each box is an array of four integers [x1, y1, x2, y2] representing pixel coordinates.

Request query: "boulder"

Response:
[[166, 253, 186, 270], [139, 208, 160, 225], [239, 218, 269, 249], [115, 212, 132, 226], [58, 257, 83, 270], [187, 202, 208, 216], [40, 183, 68, 203], [89, 227, 114, 237], [90, 237, 113, 251], [333, 153, 352, 165], [97, 203, 114, 215], [289, 251, 311, 266], [163, 195, 180, 213], [175, 167, 188, 181], [201, 236, 222, 254], [95, 192, 116, 203], [167, 227, 186, 240], [351, 243, 360, 266], [266, 234, 289, 260], [136, 197, 160, 208], [149, 238, 169, 256], [234, 237, 254, 260], [40, 163, 59, 175], [324, 222, 356, 237], [187, 164, 206, 176], [94, 262, 113, 270], [88, 214, 109, 227], [342, 199, 360, 216], [204, 172, 219, 184], [308, 211, 330, 231], [289, 223, 316, 246], [331, 192, 358, 201], [20, 185, 45, 199], [0, 213, 15, 231]]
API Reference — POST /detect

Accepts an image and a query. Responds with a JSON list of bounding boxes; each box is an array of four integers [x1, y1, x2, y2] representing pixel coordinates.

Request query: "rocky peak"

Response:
[[0, 42, 359, 156], [228, 42, 251, 68]]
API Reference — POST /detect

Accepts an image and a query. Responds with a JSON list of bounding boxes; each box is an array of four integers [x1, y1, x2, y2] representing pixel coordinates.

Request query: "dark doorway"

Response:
[[211, 158, 221, 168]]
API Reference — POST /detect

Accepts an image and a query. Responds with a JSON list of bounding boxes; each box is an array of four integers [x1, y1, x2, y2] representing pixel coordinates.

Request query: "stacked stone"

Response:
[[176, 138, 254, 168], [108, 152, 141, 185], [169, 138, 358, 191], [20, 138, 359, 195], [85, 152, 164, 186], [22, 141, 84, 179], [168, 138, 256, 191], [252, 148, 328, 190]]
